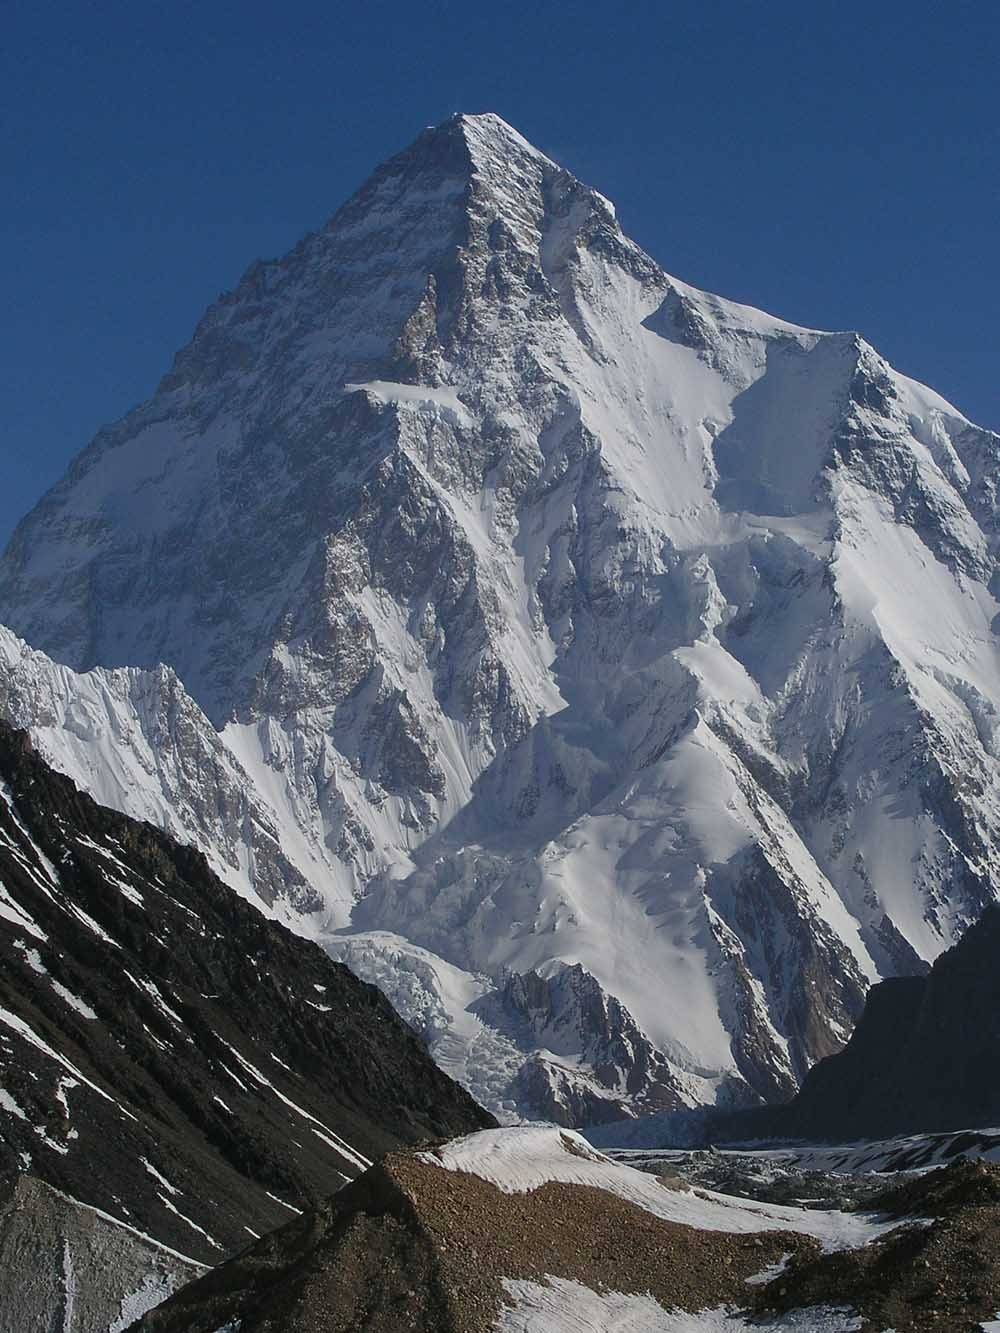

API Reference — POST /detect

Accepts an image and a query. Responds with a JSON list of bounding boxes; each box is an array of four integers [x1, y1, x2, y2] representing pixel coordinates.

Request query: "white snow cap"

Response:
[[453, 111, 559, 163]]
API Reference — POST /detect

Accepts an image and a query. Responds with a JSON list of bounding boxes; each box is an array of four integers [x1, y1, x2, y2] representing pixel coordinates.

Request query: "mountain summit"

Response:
[[3, 115, 1000, 1122]]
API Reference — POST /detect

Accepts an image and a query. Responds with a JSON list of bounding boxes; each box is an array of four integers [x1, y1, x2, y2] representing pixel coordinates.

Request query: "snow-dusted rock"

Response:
[[3, 113, 1000, 1121], [0, 625, 321, 922], [0, 719, 490, 1265]]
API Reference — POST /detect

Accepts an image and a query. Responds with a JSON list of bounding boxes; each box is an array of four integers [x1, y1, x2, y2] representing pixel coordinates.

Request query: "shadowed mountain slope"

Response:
[[0, 720, 492, 1270]]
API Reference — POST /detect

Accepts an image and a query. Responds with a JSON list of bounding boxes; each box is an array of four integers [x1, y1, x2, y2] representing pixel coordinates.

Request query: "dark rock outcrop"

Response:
[[773, 903, 1000, 1141], [0, 721, 492, 1269], [709, 903, 1000, 1144]]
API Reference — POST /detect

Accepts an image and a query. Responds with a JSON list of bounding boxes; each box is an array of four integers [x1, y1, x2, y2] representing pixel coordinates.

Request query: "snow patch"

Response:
[[495, 1277, 864, 1331]]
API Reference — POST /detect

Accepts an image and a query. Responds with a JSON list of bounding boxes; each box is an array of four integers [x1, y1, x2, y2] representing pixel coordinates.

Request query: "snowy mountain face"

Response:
[[3, 112, 1000, 1122]]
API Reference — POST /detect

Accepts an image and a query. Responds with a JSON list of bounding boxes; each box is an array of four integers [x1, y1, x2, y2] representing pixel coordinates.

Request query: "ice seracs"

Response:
[[2, 112, 1000, 1122]]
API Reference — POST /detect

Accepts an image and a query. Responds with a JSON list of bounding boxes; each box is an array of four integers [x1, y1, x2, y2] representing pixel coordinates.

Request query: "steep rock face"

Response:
[[0, 722, 491, 1271], [3, 113, 1000, 1119], [0, 1176, 203, 1333], [476, 964, 684, 1125], [768, 904, 1000, 1141]]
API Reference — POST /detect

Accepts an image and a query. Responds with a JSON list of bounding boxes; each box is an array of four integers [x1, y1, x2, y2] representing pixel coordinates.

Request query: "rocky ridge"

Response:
[[763, 901, 1000, 1142], [127, 1126, 1000, 1333], [0, 720, 491, 1274]]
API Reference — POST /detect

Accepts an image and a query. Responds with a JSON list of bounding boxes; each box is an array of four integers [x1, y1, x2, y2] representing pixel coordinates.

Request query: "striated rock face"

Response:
[[474, 964, 687, 1126], [0, 1176, 202, 1333], [0, 721, 492, 1276], [3, 113, 1000, 1120]]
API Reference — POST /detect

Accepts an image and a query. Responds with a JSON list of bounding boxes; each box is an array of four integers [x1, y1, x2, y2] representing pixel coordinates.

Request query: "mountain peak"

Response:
[[450, 110, 559, 167], [3, 111, 1000, 1129], [367, 111, 554, 181], [412, 111, 556, 163], [312, 111, 571, 268], [361, 111, 576, 226]]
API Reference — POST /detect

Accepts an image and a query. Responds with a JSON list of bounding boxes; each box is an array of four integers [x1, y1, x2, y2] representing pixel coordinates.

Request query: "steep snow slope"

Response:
[[3, 113, 1000, 1121]]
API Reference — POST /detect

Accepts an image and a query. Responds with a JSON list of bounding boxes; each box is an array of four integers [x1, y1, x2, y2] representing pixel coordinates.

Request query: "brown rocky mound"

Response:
[[126, 1151, 814, 1332], [130, 1146, 1000, 1333]]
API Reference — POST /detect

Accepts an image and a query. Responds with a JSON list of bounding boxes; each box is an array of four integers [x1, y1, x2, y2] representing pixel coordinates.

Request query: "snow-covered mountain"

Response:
[[3, 112, 1000, 1122]]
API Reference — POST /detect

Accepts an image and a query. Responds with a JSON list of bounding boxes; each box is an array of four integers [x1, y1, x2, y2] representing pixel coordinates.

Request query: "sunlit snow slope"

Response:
[[3, 113, 1000, 1123]]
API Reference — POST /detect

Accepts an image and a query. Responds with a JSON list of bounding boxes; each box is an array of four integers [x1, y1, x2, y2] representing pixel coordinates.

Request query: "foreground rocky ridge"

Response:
[[0, 720, 491, 1278], [128, 1126, 1000, 1333], [4, 113, 1000, 1119]]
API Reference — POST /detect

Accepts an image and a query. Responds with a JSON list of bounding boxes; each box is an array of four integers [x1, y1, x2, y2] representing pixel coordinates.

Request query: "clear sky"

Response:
[[2, 0, 997, 546]]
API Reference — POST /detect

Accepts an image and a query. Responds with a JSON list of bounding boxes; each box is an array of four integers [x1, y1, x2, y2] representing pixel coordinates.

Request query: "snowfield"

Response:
[[494, 1281, 866, 1332]]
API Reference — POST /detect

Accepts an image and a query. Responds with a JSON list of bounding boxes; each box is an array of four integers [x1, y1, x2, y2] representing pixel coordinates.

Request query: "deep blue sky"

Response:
[[3, 0, 998, 545]]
